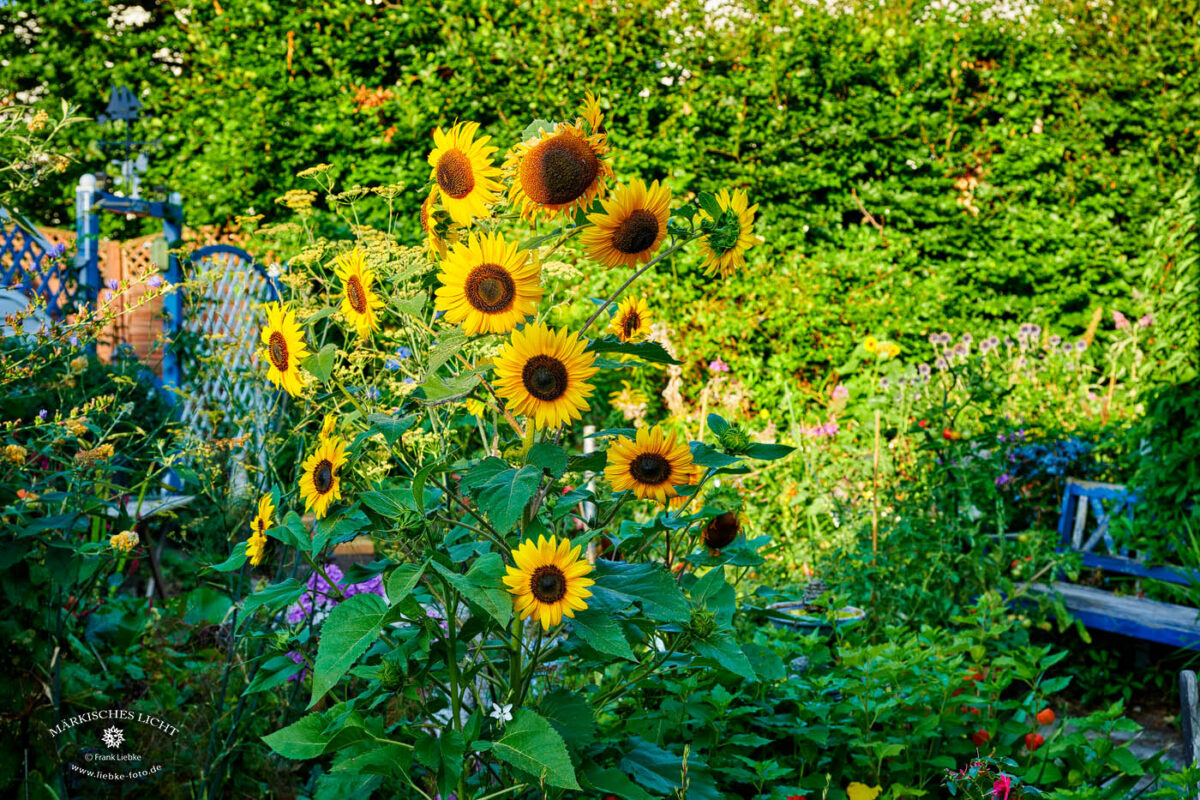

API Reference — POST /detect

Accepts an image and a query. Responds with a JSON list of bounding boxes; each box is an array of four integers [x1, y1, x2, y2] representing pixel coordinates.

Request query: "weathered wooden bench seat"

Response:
[[1025, 478, 1200, 650]]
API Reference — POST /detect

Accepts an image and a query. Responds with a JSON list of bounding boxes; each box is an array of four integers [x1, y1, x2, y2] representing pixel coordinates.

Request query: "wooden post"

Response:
[[1181, 671, 1200, 772]]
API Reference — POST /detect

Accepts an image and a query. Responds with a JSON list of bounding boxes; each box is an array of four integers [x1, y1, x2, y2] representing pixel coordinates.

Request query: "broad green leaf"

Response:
[[690, 442, 743, 468], [210, 545, 247, 573], [590, 561, 690, 623], [395, 291, 426, 317], [692, 633, 757, 681], [492, 709, 580, 790], [706, 413, 730, 436], [430, 555, 511, 627], [309, 593, 390, 707], [386, 562, 425, 606], [584, 766, 655, 800], [743, 443, 794, 460], [303, 343, 338, 384], [366, 412, 416, 446], [540, 689, 596, 752], [263, 712, 330, 760], [239, 578, 304, 630], [526, 441, 568, 478], [464, 463, 542, 533], [425, 329, 466, 378], [586, 336, 680, 365], [571, 608, 636, 661], [418, 371, 481, 405], [243, 654, 305, 695]]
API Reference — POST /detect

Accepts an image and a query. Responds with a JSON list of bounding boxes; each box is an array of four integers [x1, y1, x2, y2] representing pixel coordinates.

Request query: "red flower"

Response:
[[918, 419, 929, 428], [1036, 707, 1055, 725], [787, 796, 808, 800], [1025, 732, 1044, 751], [943, 428, 961, 441], [972, 729, 991, 747]]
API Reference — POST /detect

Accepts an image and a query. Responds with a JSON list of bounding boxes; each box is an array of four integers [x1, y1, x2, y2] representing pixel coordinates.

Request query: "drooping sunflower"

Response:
[[504, 99, 613, 222], [427, 121, 503, 226], [260, 302, 310, 397], [702, 511, 742, 551], [581, 179, 671, 269], [493, 323, 598, 429], [434, 232, 543, 336], [246, 493, 274, 566], [605, 424, 696, 504], [420, 188, 461, 259], [609, 296, 652, 343], [333, 247, 384, 338], [299, 436, 348, 519], [502, 534, 595, 631], [698, 188, 759, 278]]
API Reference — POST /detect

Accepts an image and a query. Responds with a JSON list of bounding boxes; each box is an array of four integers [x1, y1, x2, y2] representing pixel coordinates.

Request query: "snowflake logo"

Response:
[[101, 726, 124, 749]]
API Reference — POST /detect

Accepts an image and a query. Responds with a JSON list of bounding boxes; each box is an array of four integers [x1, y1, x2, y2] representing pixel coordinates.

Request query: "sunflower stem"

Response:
[[578, 233, 699, 338]]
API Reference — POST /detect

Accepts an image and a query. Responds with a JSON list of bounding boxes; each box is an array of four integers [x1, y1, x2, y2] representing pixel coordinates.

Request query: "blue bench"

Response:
[[1024, 478, 1200, 649]]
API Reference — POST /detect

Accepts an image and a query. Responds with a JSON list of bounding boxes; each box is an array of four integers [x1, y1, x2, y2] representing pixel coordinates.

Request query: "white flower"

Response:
[[489, 703, 513, 725], [266, 263, 283, 278]]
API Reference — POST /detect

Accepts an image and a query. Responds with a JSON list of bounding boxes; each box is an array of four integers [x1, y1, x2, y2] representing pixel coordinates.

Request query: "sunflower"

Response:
[[702, 511, 742, 551], [605, 424, 695, 504], [504, 100, 613, 222], [246, 493, 274, 566], [434, 232, 543, 336], [668, 462, 703, 512], [609, 296, 652, 343], [427, 121, 503, 226], [298, 436, 347, 519], [698, 188, 758, 278], [582, 179, 671, 269], [493, 323, 598, 430], [503, 534, 595, 631], [260, 302, 310, 397], [333, 247, 384, 338], [420, 188, 460, 259]]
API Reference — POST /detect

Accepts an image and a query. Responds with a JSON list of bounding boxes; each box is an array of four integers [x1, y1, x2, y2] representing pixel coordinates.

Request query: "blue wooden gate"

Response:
[[0, 207, 80, 329]]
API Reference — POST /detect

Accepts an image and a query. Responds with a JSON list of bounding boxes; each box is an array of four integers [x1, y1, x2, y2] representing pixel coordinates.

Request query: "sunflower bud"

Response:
[[703, 512, 741, 551], [685, 607, 718, 642], [718, 425, 751, 455], [379, 658, 405, 691]]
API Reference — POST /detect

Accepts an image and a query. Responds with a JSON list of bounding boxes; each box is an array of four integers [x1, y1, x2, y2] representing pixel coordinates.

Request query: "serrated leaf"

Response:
[[395, 291, 427, 317], [571, 608, 636, 661], [590, 561, 690, 623], [467, 464, 542, 533], [586, 336, 680, 365], [386, 562, 425, 607], [526, 442, 568, 478], [239, 578, 304, 630], [425, 329, 467, 378], [263, 712, 330, 760], [493, 709, 580, 790], [430, 554, 512, 627], [366, 412, 416, 445], [418, 371, 480, 405], [692, 633, 757, 681], [310, 593, 390, 707]]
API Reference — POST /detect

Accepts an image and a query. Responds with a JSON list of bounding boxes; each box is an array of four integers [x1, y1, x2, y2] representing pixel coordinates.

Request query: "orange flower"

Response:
[[1025, 732, 1044, 752], [1036, 707, 1055, 725], [943, 428, 961, 441]]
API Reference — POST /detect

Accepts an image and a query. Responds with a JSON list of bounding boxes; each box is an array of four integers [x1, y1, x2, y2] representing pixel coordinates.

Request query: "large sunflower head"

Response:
[[698, 188, 758, 278], [427, 121, 503, 226], [434, 232, 543, 336], [502, 534, 595, 631], [260, 302, 310, 397], [504, 116, 612, 222], [609, 296, 652, 343], [582, 179, 671, 269], [246, 493, 274, 566], [333, 247, 385, 338], [604, 424, 696, 504], [298, 436, 347, 519], [420, 188, 461, 259], [493, 323, 599, 430]]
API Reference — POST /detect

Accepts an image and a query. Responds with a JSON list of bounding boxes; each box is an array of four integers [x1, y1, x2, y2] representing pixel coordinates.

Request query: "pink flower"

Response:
[[832, 383, 849, 400], [991, 775, 1012, 800], [708, 359, 730, 373], [1138, 313, 1153, 328], [1113, 310, 1129, 330]]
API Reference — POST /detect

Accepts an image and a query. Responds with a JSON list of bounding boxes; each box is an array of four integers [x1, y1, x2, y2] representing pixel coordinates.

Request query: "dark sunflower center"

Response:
[[312, 459, 335, 495], [346, 275, 368, 314], [465, 263, 516, 313], [611, 209, 660, 255], [703, 511, 741, 550], [521, 355, 569, 402], [630, 453, 671, 486], [436, 149, 475, 199], [530, 565, 567, 603], [268, 331, 289, 371], [522, 132, 600, 206], [621, 312, 642, 340]]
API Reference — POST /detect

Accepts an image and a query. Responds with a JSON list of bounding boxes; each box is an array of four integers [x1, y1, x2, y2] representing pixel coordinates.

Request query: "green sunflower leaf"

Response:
[[526, 441, 568, 478], [309, 592, 390, 707], [590, 561, 690, 623], [209, 545, 247, 573], [493, 709, 580, 790], [425, 328, 467, 378], [743, 443, 795, 461], [238, 578, 304, 630], [586, 336, 680, 365], [571, 607, 636, 661], [463, 463, 542, 533], [520, 118, 555, 142], [303, 343, 339, 384], [430, 554, 512, 627]]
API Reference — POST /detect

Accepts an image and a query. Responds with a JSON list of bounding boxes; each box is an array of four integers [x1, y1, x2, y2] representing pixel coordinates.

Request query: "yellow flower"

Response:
[[493, 323, 598, 430], [66, 418, 88, 437], [579, 91, 604, 132], [110, 530, 139, 553], [502, 534, 595, 631], [69, 355, 88, 373], [698, 188, 757, 278], [320, 413, 337, 440], [504, 104, 613, 222], [4, 444, 27, 465], [581, 179, 671, 269], [604, 424, 696, 504], [465, 398, 487, 417], [427, 121, 503, 226], [668, 462, 704, 511], [260, 302, 310, 397], [333, 247, 384, 338], [882, 342, 900, 359], [847, 783, 882, 800], [609, 296, 652, 343], [420, 188, 460, 258], [863, 336, 878, 354], [246, 493, 274, 566], [435, 232, 543, 336], [299, 436, 348, 519]]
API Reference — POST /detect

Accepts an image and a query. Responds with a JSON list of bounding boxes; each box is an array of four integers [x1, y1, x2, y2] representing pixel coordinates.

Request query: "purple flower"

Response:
[[403, 376, 415, 385], [107, 278, 119, 291], [366, 386, 380, 401], [38, 409, 48, 420], [928, 333, 939, 345], [1075, 340, 1088, 352], [832, 383, 849, 400], [1138, 313, 1153, 329], [1061, 342, 1073, 353], [917, 363, 931, 376], [1049, 335, 1061, 346], [708, 359, 730, 373], [961, 333, 973, 345], [103, 290, 114, 302], [147, 275, 163, 289], [46, 243, 67, 260], [1113, 310, 1129, 330], [880, 377, 890, 389], [995, 474, 1012, 487], [68, 335, 79, 346], [935, 357, 948, 371]]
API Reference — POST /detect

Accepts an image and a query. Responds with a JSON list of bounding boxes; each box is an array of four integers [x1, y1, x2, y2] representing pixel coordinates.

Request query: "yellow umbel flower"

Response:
[[604, 424, 695, 504], [427, 122, 503, 226], [246, 493, 274, 566], [333, 247, 384, 338], [4, 444, 27, 465], [504, 106, 612, 222], [502, 534, 595, 631], [609, 296, 652, 343], [435, 232, 543, 336], [260, 302, 310, 397], [493, 323, 598, 430], [581, 179, 671, 269], [299, 436, 348, 519], [110, 530, 139, 553], [698, 188, 758, 278]]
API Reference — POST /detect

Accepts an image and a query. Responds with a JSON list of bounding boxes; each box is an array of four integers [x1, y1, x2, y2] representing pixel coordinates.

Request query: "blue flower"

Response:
[[403, 377, 415, 385], [395, 346, 412, 359], [366, 386, 380, 401], [46, 243, 67, 260], [385, 358, 401, 370], [107, 278, 119, 291]]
